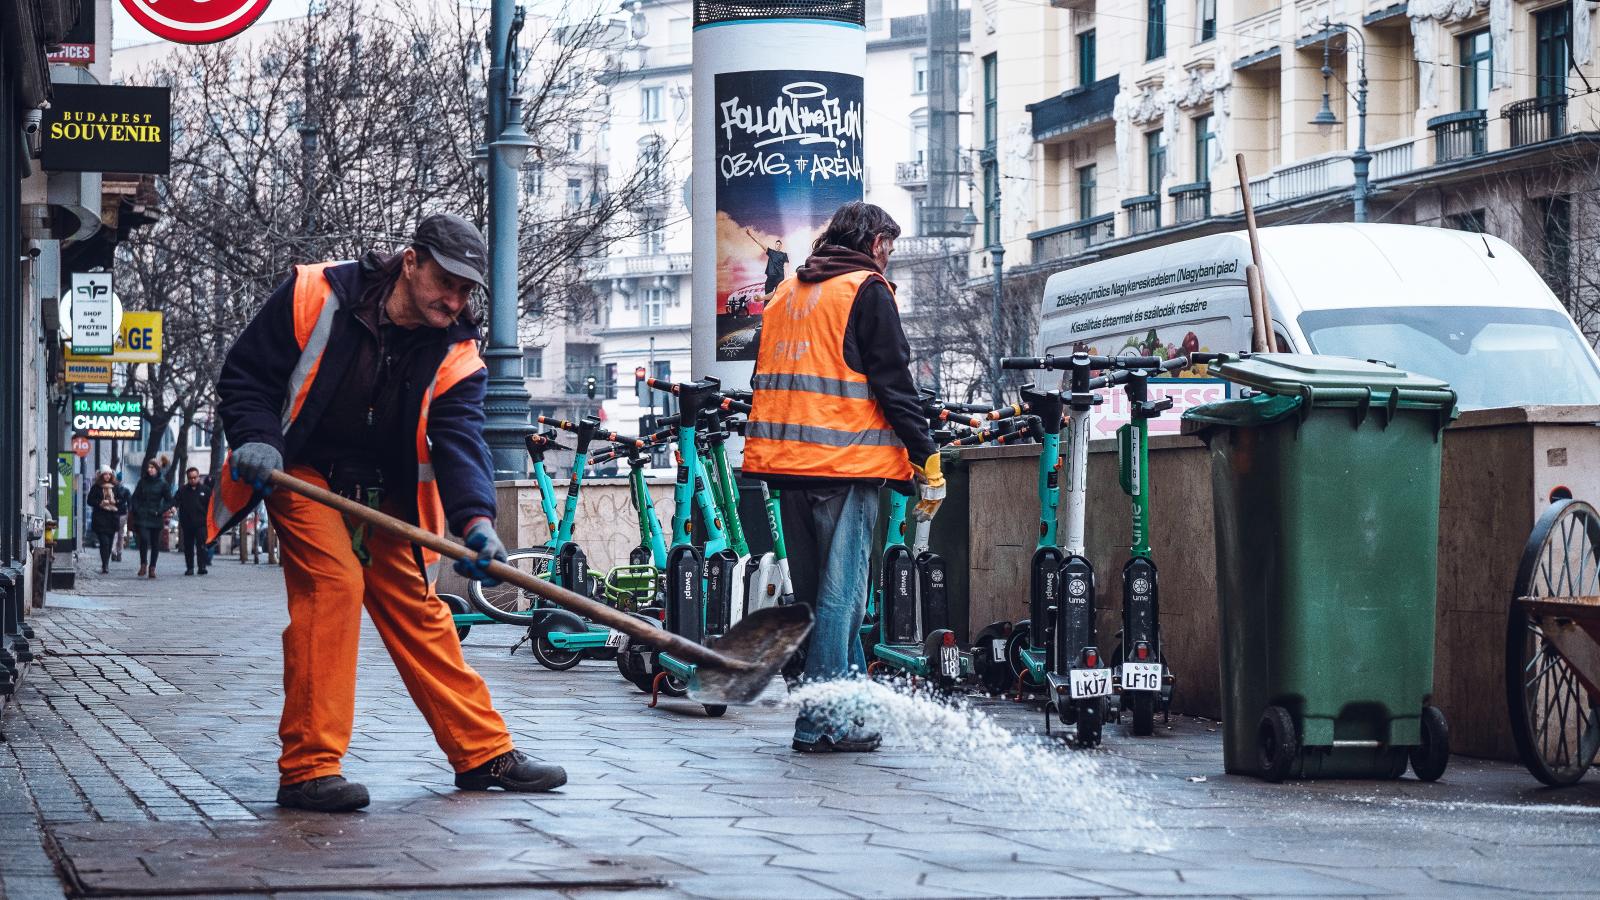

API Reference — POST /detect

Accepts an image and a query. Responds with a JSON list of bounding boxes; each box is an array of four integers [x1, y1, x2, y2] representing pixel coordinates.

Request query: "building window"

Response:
[[1458, 29, 1492, 111], [1540, 195, 1572, 301], [1077, 164, 1097, 219], [1146, 0, 1166, 60], [567, 178, 583, 206], [642, 287, 668, 327], [1536, 5, 1571, 98], [1197, 0, 1216, 42], [1193, 113, 1215, 183], [1145, 129, 1166, 195], [982, 54, 998, 149], [640, 86, 663, 122], [523, 349, 544, 379], [523, 161, 545, 198], [1445, 209, 1487, 233], [1077, 30, 1096, 86], [913, 55, 928, 94], [568, 131, 583, 152]]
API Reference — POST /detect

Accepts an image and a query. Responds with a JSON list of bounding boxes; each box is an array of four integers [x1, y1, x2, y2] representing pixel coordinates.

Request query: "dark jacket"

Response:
[[88, 480, 126, 534], [130, 474, 174, 530], [754, 244, 937, 492], [175, 482, 211, 530], [216, 256, 495, 535]]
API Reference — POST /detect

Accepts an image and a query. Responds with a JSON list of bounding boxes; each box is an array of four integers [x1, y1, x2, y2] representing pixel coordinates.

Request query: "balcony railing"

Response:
[[895, 161, 928, 187], [1169, 182, 1211, 224], [1505, 95, 1568, 148], [1234, 9, 1282, 62], [584, 251, 692, 281], [895, 234, 968, 258], [1028, 74, 1120, 142], [1369, 138, 1417, 180], [1428, 109, 1488, 163], [1122, 195, 1161, 236], [1237, 152, 1353, 206], [1028, 213, 1114, 265]]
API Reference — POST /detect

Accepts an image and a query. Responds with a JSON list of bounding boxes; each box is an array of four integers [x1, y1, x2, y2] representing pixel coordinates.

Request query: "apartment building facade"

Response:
[[586, 0, 974, 441], [974, 0, 1599, 337]]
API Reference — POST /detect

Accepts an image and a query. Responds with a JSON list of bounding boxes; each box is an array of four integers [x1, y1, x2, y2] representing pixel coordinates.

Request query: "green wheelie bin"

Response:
[[1180, 354, 1458, 782]]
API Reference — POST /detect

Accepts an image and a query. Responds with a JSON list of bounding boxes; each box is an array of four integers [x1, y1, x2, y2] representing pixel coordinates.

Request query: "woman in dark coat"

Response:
[[130, 459, 174, 578], [87, 466, 126, 574]]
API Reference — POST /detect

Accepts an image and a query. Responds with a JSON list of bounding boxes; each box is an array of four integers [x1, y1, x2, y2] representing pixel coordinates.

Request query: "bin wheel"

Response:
[[1383, 749, 1409, 780], [1409, 706, 1450, 782], [1128, 692, 1156, 736], [1076, 698, 1105, 748], [703, 704, 727, 718], [1257, 706, 1298, 783], [532, 635, 584, 671], [1505, 499, 1600, 787], [439, 593, 471, 643]]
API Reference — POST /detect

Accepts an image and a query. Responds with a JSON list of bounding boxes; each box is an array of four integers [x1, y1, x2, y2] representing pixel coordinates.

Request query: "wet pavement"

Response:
[[2, 558, 1598, 899]]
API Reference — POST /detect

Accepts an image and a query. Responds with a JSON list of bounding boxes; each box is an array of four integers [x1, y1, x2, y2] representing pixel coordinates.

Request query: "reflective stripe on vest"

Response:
[[413, 339, 487, 581], [742, 270, 913, 482]]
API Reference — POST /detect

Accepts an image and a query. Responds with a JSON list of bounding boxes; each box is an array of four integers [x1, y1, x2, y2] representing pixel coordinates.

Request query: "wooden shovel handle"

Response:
[[265, 470, 749, 672]]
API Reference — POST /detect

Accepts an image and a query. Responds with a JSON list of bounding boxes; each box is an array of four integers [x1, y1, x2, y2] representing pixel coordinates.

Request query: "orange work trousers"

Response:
[[268, 466, 513, 785]]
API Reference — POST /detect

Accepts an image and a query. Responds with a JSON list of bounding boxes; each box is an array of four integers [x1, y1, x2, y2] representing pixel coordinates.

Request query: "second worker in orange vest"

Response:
[[744, 202, 947, 753], [212, 215, 565, 812]]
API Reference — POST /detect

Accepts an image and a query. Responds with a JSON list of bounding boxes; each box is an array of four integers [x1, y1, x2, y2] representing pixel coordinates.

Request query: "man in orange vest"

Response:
[[743, 202, 945, 752], [211, 215, 565, 812]]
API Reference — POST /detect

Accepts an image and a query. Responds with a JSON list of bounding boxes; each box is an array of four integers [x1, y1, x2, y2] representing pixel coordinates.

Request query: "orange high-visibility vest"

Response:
[[743, 270, 912, 482], [208, 262, 484, 579]]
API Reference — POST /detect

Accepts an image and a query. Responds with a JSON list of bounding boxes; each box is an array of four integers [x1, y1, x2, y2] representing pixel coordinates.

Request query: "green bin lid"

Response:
[[1210, 353, 1451, 396]]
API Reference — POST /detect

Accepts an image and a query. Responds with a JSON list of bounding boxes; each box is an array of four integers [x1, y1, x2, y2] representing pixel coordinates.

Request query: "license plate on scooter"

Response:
[[990, 639, 1006, 662], [939, 644, 962, 678], [1121, 662, 1162, 691], [1069, 668, 1111, 699], [605, 629, 627, 649]]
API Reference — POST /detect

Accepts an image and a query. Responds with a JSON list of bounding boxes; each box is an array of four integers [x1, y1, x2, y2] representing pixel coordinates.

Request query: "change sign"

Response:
[[72, 394, 144, 440]]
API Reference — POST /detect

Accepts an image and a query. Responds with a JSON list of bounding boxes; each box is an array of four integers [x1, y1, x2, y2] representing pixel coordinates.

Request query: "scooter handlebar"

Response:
[[535, 415, 580, 433], [719, 397, 753, 415]]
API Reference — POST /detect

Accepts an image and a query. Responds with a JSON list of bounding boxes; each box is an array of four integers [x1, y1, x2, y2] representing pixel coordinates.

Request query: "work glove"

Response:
[[910, 452, 947, 522], [231, 442, 283, 494], [454, 517, 508, 587]]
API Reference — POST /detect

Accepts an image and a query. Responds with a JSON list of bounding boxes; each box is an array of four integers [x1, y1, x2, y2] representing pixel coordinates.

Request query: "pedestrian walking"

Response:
[[175, 467, 211, 575], [210, 214, 564, 813], [112, 470, 131, 561], [743, 201, 945, 753], [88, 466, 126, 574], [130, 459, 174, 578]]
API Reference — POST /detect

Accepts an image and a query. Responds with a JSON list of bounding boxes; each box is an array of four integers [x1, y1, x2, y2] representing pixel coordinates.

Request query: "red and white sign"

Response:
[[1089, 378, 1230, 437], [46, 44, 95, 64], [119, 0, 273, 45], [71, 436, 92, 458]]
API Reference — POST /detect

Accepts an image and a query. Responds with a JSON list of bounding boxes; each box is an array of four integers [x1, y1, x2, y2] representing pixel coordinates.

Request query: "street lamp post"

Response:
[[482, 1, 536, 480], [988, 191, 1005, 407], [1310, 21, 1370, 223]]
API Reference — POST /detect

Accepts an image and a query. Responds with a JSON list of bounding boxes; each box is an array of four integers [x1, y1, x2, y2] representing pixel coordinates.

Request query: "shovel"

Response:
[[267, 470, 812, 704]]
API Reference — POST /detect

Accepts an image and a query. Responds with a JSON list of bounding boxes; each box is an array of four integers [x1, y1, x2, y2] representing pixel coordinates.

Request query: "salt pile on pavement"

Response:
[[789, 679, 1170, 851]]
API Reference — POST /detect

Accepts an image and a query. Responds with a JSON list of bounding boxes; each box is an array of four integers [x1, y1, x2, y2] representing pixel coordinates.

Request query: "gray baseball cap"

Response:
[[413, 213, 489, 288]]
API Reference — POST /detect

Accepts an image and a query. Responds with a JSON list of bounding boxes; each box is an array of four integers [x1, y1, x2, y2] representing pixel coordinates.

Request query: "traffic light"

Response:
[[585, 375, 597, 398]]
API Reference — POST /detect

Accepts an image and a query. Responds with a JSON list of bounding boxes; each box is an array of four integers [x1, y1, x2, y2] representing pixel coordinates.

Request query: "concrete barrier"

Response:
[[958, 405, 1600, 760]]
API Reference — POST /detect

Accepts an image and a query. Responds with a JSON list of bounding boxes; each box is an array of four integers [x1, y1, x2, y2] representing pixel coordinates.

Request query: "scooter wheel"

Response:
[[1076, 698, 1104, 748], [970, 622, 1013, 695], [703, 704, 727, 718], [532, 635, 584, 671], [1004, 622, 1045, 694], [439, 593, 471, 643], [1129, 692, 1155, 736], [1408, 705, 1450, 782], [1257, 705, 1298, 783], [658, 671, 689, 697]]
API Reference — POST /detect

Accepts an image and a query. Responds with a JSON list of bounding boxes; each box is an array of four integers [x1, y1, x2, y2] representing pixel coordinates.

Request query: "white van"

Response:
[[1036, 223, 1600, 410]]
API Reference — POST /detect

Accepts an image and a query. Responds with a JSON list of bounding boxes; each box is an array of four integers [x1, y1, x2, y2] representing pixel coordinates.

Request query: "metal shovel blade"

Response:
[[688, 604, 813, 704]]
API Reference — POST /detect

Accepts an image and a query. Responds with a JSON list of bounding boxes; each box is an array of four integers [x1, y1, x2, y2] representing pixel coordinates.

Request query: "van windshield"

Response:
[[1298, 306, 1600, 410]]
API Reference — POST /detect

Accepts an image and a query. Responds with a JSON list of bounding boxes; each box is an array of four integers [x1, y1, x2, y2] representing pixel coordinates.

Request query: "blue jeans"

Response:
[[779, 483, 879, 742]]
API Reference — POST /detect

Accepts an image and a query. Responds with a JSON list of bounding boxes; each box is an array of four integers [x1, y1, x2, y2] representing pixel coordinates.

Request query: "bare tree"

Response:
[[898, 245, 1045, 404]]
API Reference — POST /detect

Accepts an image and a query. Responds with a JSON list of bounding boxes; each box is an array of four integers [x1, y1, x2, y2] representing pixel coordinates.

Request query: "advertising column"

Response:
[[691, 0, 867, 387]]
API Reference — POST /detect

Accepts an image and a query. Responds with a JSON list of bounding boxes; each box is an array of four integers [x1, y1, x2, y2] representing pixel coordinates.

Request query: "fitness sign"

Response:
[[119, 0, 273, 45], [712, 70, 864, 361]]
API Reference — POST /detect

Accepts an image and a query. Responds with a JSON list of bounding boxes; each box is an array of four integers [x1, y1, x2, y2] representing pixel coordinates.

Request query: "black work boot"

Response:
[[454, 750, 566, 793], [276, 775, 370, 812]]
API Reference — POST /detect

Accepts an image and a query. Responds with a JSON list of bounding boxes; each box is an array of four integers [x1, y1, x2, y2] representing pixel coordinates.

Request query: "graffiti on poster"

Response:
[[713, 70, 864, 362]]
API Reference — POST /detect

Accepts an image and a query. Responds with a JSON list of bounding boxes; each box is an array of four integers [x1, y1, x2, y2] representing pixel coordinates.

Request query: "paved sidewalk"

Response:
[[2, 558, 1598, 899]]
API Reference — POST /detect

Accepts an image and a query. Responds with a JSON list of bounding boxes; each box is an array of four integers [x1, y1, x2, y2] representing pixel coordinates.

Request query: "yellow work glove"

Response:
[[911, 452, 947, 522]]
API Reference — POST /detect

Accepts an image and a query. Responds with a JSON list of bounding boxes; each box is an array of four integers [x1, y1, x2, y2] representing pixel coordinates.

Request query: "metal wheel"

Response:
[[1506, 500, 1600, 786], [465, 548, 555, 626], [439, 593, 471, 642], [531, 634, 584, 671]]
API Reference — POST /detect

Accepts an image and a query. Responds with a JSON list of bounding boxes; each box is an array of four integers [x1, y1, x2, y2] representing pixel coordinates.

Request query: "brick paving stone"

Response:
[[2, 562, 1600, 899]]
